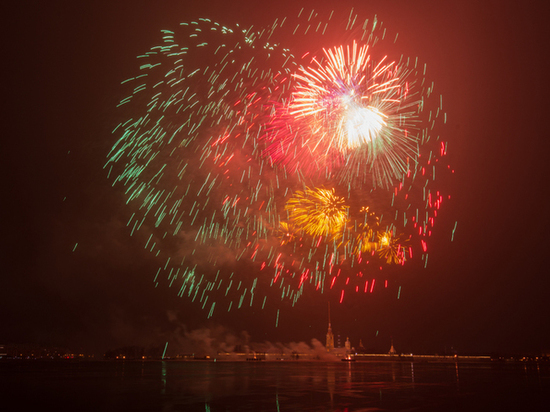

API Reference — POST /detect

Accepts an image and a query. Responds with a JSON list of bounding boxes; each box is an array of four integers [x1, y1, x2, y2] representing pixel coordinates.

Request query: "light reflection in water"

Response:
[[145, 360, 550, 411], [455, 361, 460, 391], [161, 361, 167, 395], [326, 364, 335, 406], [3, 358, 548, 411]]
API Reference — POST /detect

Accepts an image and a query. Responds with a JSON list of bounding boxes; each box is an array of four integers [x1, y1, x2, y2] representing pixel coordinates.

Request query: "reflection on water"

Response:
[[1, 360, 549, 411]]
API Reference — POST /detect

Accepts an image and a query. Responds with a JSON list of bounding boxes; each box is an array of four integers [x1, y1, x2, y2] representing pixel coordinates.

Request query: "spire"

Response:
[[389, 337, 397, 355], [326, 302, 334, 351]]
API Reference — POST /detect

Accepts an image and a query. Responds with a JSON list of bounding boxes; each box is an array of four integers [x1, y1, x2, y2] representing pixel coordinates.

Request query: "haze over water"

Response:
[[2, 360, 548, 411]]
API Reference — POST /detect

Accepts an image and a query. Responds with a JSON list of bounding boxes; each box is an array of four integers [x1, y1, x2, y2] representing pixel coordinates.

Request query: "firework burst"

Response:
[[107, 10, 450, 317], [285, 187, 348, 238], [264, 40, 425, 189], [376, 230, 407, 264]]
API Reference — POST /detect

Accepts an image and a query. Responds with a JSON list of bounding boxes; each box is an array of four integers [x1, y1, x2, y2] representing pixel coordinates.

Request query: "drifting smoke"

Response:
[[166, 311, 338, 360]]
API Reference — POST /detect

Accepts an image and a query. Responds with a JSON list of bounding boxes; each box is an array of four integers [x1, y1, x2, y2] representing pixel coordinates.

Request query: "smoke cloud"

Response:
[[166, 311, 339, 360]]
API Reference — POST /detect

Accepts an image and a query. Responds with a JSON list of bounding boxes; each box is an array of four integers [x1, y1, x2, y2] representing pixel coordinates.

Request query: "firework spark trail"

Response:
[[106, 10, 450, 317]]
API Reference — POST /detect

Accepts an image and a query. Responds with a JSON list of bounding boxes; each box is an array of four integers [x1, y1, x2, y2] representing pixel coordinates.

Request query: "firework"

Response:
[[278, 221, 296, 245], [353, 206, 380, 255], [264, 40, 424, 190], [107, 10, 449, 316], [285, 187, 348, 238], [376, 230, 406, 264]]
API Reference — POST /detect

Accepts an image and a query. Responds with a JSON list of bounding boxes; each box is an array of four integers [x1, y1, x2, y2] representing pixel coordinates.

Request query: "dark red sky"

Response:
[[3, 0, 549, 355]]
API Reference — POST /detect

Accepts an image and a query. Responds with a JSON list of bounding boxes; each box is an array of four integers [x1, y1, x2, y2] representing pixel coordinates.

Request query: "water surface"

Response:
[[2, 360, 548, 411]]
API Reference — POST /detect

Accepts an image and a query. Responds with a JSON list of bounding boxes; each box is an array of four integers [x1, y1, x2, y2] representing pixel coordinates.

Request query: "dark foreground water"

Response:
[[1, 360, 549, 411]]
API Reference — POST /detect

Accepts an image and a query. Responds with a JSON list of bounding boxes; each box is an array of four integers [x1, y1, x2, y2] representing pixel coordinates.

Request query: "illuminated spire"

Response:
[[326, 302, 334, 351], [389, 337, 397, 355]]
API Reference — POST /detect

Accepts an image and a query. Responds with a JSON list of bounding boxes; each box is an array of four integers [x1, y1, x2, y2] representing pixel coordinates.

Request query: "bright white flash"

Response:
[[344, 104, 387, 149]]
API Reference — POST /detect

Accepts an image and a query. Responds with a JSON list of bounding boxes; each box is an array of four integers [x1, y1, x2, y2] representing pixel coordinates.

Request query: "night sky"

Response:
[[3, 0, 549, 356]]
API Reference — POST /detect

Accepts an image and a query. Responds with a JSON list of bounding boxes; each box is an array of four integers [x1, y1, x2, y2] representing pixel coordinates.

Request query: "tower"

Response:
[[389, 337, 397, 355], [326, 302, 334, 351]]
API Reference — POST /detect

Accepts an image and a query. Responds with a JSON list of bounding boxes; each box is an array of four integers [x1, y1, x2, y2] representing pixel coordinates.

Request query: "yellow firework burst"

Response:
[[278, 221, 297, 245], [377, 231, 405, 264], [285, 187, 348, 238], [354, 225, 378, 254]]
